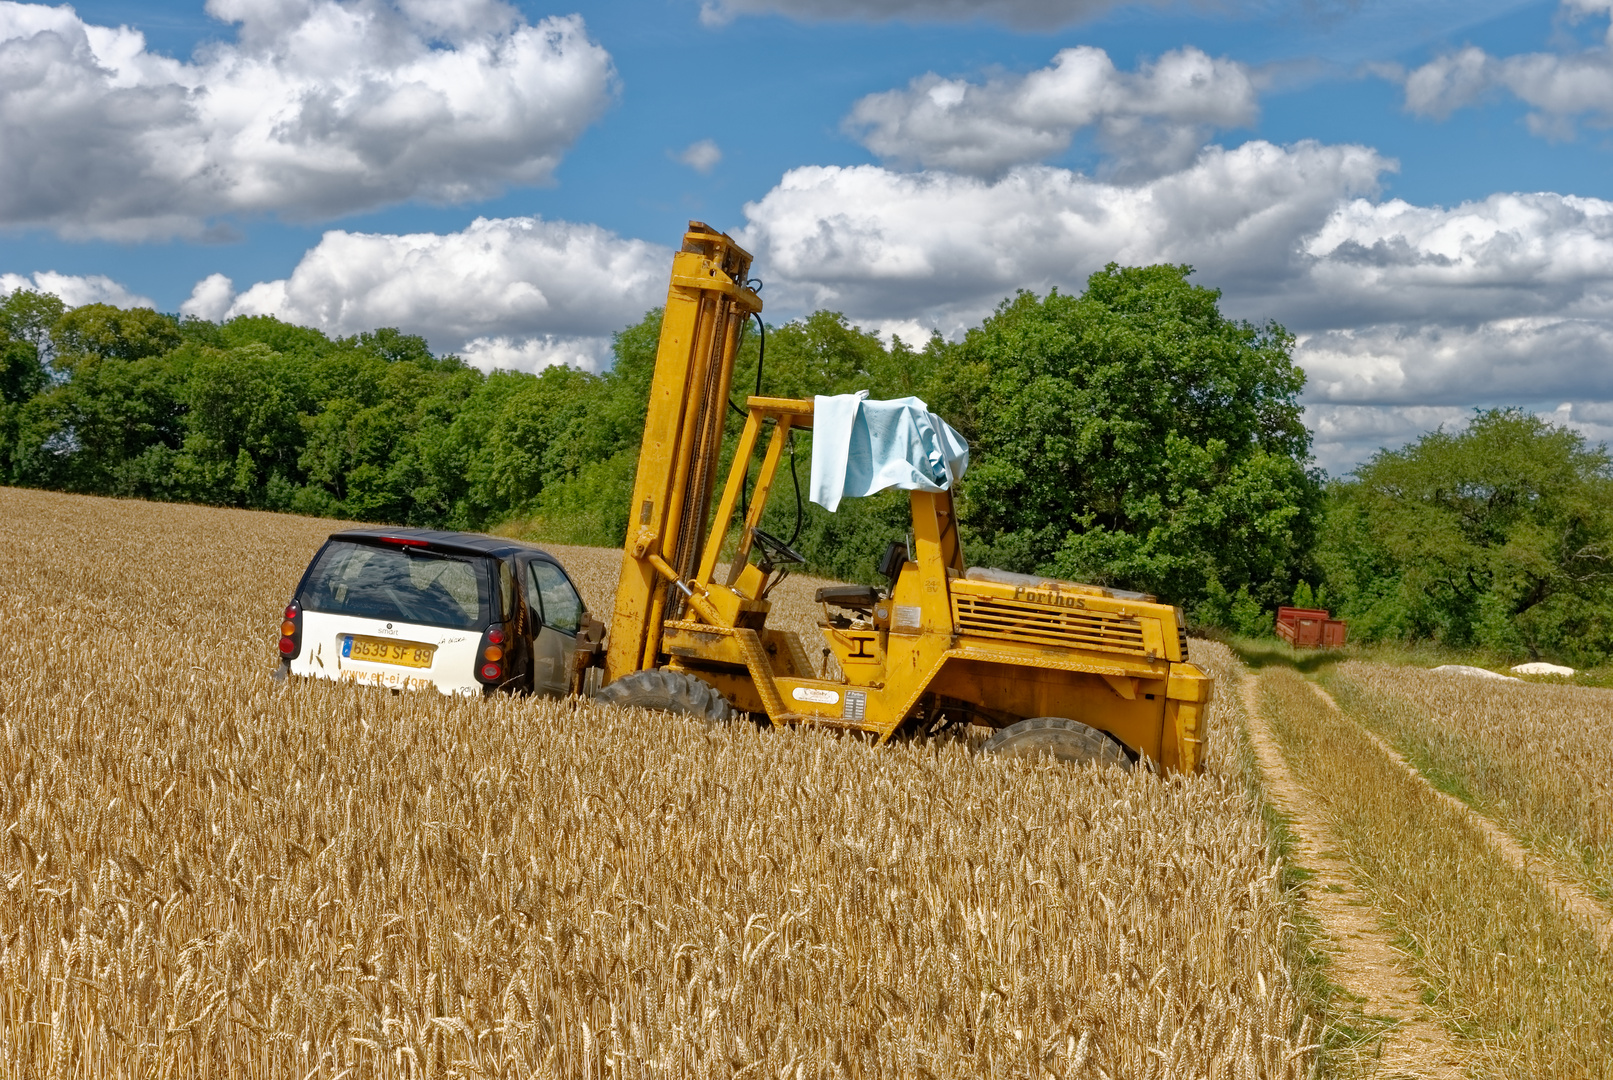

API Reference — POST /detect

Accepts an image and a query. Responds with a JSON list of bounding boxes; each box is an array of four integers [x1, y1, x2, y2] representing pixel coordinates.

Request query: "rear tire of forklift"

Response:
[[982, 717, 1131, 769], [595, 668, 734, 724]]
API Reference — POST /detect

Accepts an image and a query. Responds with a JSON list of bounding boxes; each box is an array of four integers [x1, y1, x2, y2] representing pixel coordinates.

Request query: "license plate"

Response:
[[342, 635, 435, 669]]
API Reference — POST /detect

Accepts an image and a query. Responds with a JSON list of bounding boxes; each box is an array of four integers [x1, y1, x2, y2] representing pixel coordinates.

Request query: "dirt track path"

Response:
[[1239, 674, 1469, 1080], [1305, 681, 1613, 952]]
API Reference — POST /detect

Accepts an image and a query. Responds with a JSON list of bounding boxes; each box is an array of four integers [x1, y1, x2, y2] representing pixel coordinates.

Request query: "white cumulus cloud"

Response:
[[0, 0, 614, 239], [699, 0, 1139, 29], [739, 140, 1389, 333], [1296, 192, 1613, 331], [1281, 190, 1613, 460], [1296, 317, 1613, 407], [0, 270, 154, 308], [460, 334, 615, 372], [1303, 403, 1477, 473], [845, 46, 1258, 178], [181, 272, 236, 322], [739, 139, 1613, 472], [1399, 1, 1613, 138], [200, 216, 671, 371], [674, 138, 723, 174]]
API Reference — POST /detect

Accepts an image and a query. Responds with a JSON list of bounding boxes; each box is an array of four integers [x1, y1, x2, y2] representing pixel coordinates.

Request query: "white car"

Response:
[[275, 528, 596, 697]]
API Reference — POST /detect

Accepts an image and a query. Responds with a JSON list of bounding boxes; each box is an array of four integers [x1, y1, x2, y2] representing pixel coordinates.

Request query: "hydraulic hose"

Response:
[[787, 429, 804, 548], [733, 306, 767, 519]]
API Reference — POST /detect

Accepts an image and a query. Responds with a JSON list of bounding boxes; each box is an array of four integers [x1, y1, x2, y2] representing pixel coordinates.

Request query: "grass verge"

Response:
[[1324, 664, 1613, 905], [1259, 666, 1613, 1078]]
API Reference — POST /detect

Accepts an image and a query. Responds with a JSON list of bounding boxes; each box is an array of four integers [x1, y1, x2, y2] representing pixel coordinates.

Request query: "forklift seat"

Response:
[[815, 584, 880, 612]]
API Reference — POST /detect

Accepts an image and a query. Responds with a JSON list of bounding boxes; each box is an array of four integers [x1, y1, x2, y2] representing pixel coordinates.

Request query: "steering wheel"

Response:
[[750, 526, 806, 566]]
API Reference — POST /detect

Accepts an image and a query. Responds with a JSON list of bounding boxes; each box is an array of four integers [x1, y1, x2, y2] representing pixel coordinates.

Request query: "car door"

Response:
[[523, 558, 583, 697]]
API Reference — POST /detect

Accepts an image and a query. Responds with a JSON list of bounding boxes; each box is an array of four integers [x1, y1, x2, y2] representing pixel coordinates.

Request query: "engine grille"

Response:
[[1178, 623, 1189, 661], [952, 593, 1148, 655]]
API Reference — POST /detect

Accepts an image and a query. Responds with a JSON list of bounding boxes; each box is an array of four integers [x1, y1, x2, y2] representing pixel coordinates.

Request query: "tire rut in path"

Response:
[[1306, 680, 1613, 952], [1239, 673, 1469, 1080]]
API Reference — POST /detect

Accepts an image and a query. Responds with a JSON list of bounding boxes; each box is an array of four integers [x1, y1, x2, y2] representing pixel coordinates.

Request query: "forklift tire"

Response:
[[982, 717, 1131, 769], [595, 669, 734, 724]]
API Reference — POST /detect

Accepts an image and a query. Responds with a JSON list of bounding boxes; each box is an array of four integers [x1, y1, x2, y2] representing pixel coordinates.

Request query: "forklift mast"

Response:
[[604, 223, 763, 683]]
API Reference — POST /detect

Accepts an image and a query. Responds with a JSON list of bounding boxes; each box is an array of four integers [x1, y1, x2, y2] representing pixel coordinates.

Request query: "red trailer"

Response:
[[1276, 606, 1348, 649]]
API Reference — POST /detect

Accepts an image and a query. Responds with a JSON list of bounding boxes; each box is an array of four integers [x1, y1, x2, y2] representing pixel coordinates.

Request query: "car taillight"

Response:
[[475, 623, 509, 687], [278, 600, 302, 661]]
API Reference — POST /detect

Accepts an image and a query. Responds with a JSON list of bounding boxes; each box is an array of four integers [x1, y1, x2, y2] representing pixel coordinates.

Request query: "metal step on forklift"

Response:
[[587, 222, 1214, 771]]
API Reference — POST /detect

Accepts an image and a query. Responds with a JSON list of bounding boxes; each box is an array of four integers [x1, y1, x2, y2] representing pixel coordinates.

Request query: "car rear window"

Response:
[[300, 541, 490, 630]]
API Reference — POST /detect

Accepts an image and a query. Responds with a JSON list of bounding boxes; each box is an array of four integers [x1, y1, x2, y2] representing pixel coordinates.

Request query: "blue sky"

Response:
[[4, 0, 1613, 470], [6, 0, 1582, 289]]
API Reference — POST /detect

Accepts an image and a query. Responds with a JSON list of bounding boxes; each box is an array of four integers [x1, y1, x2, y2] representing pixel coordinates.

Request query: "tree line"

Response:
[[5, 265, 1611, 664]]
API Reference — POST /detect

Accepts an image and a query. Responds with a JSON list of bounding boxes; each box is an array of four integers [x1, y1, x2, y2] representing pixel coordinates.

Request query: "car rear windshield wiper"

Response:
[[399, 546, 455, 561]]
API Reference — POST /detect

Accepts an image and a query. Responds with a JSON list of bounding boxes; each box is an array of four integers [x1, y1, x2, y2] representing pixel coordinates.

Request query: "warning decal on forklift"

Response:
[[793, 686, 839, 705], [843, 690, 867, 721]]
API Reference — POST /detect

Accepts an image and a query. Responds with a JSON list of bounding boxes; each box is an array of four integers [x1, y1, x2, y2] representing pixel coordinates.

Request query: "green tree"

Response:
[[751, 311, 890, 399], [0, 290, 64, 480], [404, 366, 487, 525], [7, 354, 186, 494], [934, 265, 1319, 616], [346, 327, 437, 366], [0, 338, 46, 406], [218, 314, 331, 356], [0, 284, 1324, 621], [179, 344, 315, 505], [52, 304, 181, 366], [1, 289, 66, 364], [478, 366, 611, 514], [1319, 409, 1613, 663]]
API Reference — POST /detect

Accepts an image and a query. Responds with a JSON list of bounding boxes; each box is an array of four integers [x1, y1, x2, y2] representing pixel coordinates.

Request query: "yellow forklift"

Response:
[[592, 222, 1213, 771]]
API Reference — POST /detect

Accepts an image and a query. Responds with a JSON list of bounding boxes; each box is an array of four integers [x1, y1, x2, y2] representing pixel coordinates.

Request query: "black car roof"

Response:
[[326, 527, 560, 562]]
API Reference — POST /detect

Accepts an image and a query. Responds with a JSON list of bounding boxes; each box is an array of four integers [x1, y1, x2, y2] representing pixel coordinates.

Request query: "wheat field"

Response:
[[0, 488, 1317, 1078]]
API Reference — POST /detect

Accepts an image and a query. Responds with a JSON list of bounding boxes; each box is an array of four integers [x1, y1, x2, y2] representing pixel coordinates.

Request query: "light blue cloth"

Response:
[[809, 392, 970, 512]]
